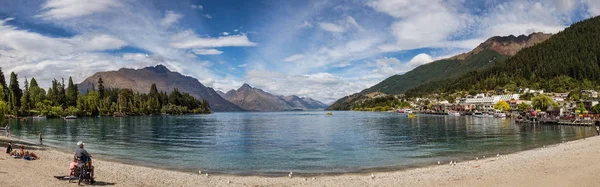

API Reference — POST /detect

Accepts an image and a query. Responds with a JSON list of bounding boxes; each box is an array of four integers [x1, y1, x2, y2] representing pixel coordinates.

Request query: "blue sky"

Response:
[[0, 0, 598, 103]]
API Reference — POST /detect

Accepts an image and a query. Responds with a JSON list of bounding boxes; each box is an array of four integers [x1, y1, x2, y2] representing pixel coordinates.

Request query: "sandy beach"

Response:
[[1, 135, 600, 187]]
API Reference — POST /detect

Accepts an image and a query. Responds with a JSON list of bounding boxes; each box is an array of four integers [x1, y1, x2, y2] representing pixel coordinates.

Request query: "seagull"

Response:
[[289, 172, 293, 178], [437, 161, 441, 165], [371, 174, 376, 179], [205, 173, 209, 177], [476, 157, 479, 160], [198, 170, 202, 175], [312, 177, 316, 180], [496, 153, 500, 157], [449, 161, 453, 165]]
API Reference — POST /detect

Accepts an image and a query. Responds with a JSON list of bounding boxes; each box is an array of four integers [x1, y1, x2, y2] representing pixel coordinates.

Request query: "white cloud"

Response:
[[38, 0, 122, 20], [283, 54, 305, 62], [160, 10, 183, 27], [361, 53, 434, 80], [192, 49, 223, 55], [170, 32, 257, 49], [318, 22, 346, 33], [221, 32, 230, 36], [297, 21, 313, 28], [245, 70, 365, 103], [582, 0, 600, 16], [237, 63, 248, 68], [204, 14, 212, 19], [191, 4, 203, 10]]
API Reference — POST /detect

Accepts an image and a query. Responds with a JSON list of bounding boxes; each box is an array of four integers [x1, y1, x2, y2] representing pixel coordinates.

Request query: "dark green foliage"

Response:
[[8, 72, 22, 112], [0, 67, 6, 101], [66, 77, 79, 107], [406, 16, 600, 96], [97, 77, 105, 99]]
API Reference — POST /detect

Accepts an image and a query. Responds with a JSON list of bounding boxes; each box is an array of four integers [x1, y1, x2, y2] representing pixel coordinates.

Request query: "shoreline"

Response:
[[2, 135, 600, 186], [4, 131, 580, 178]]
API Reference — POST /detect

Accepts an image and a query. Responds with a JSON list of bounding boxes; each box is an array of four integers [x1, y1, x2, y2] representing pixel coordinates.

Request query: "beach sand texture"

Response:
[[1, 135, 600, 187]]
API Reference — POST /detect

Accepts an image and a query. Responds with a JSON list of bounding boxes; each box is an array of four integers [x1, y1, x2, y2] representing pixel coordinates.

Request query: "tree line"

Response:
[[0, 67, 211, 120]]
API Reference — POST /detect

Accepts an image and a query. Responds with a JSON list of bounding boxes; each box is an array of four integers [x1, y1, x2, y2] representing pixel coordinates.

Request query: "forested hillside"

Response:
[[406, 16, 600, 96]]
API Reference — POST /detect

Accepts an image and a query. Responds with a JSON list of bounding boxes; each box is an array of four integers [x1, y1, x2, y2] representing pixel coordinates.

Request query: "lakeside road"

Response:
[[1, 136, 600, 187]]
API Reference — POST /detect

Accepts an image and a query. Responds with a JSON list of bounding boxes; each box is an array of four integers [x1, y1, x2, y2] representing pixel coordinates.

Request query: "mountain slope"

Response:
[[327, 32, 552, 110], [78, 65, 244, 112], [405, 16, 600, 96], [223, 84, 328, 111]]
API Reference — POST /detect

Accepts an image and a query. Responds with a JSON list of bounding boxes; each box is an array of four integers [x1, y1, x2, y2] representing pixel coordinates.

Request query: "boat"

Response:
[[64, 115, 77, 120], [408, 113, 417, 118], [472, 112, 484, 118], [494, 113, 506, 118], [31, 115, 46, 120], [448, 111, 461, 116]]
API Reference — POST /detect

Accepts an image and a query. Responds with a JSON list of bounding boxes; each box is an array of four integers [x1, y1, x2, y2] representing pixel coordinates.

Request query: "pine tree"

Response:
[[20, 78, 31, 114], [8, 72, 22, 110], [0, 68, 7, 102], [66, 77, 79, 107], [98, 77, 105, 99]]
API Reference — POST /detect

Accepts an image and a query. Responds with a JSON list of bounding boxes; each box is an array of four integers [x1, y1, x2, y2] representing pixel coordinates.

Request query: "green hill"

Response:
[[327, 32, 552, 110], [406, 16, 600, 96], [361, 49, 508, 95]]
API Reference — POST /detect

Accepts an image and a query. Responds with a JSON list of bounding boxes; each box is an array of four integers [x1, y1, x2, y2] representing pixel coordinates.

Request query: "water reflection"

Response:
[[8, 111, 597, 174]]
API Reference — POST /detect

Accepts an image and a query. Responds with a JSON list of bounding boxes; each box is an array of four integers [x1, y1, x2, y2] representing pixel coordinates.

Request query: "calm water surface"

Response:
[[8, 111, 596, 174]]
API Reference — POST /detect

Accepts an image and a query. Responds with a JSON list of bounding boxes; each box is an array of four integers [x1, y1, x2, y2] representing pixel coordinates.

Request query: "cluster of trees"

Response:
[[405, 16, 600, 97], [0, 68, 211, 119], [350, 95, 411, 111]]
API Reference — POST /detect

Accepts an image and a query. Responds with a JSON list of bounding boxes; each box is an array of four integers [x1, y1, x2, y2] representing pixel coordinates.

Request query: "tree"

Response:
[[97, 77, 105, 99], [592, 104, 600, 114], [0, 85, 6, 125], [494, 101, 510, 111], [531, 94, 558, 111], [0, 68, 6, 101], [66, 77, 79, 107], [29, 77, 46, 106], [8, 72, 22, 110], [20, 78, 31, 114], [576, 102, 588, 113], [517, 102, 530, 112]]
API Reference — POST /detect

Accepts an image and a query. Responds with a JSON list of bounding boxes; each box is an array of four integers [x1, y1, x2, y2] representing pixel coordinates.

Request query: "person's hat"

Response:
[[77, 141, 85, 146]]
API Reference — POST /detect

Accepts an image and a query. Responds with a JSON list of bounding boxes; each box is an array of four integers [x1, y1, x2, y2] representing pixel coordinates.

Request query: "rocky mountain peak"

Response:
[[143, 64, 171, 73], [449, 32, 552, 60]]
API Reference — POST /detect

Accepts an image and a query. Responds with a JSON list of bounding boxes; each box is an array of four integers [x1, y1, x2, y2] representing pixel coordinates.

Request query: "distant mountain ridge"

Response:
[[327, 32, 552, 110], [223, 83, 328, 111], [78, 65, 244, 112]]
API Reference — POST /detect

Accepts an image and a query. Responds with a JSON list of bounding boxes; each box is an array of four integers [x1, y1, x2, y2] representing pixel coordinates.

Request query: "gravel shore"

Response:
[[1, 135, 599, 187]]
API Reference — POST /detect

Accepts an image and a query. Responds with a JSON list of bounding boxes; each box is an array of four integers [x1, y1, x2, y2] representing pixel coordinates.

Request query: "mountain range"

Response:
[[222, 84, 328, 111], [327, 32, 552, 110], [78, 65, 327, 112]]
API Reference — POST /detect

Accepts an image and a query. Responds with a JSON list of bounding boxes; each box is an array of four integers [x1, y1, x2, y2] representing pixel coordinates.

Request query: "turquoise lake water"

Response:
[[7, 111, 596, 175]]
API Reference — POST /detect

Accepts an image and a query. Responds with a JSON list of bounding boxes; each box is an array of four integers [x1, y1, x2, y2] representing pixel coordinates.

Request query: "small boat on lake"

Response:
[[472, 112, 484, 118], [64, 115, 77, 120], [494, 113, 507, 118], [31, 115, 46, 120], [448, 111, 461, 116], [408, 113, 417, 118]]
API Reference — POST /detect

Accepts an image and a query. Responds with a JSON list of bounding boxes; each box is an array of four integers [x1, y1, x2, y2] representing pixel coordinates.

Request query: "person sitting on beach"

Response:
[[74, 141, 95, 182], [24, 151, 39, 160], [18, 145, 25, 158], [5, 141, 12, 154]]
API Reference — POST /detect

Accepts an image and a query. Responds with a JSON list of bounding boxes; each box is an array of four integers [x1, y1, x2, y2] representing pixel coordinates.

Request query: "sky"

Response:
[[0, 0, 598, 104]]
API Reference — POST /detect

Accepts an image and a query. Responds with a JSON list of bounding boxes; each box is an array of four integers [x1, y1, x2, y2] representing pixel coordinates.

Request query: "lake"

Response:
[[7, 111, 596, 175]]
